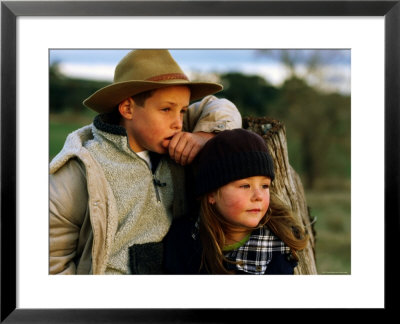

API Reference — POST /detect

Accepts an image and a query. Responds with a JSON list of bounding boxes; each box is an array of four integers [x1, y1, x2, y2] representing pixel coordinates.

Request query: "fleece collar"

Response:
[[93, 113, 127, 136], [93, 113, 165, 173]]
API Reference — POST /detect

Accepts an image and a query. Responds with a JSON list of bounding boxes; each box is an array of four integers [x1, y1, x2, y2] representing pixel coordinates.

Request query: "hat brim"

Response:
[[83, 80, 223, 113]]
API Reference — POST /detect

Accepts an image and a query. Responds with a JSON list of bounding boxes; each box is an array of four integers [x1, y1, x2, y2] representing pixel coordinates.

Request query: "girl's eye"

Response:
[[262, 184, 270, 189], [240, 184, 250, 189]]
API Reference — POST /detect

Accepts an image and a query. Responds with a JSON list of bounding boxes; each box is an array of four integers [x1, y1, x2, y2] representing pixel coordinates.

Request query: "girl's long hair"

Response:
[[199, 191, 309, 274]]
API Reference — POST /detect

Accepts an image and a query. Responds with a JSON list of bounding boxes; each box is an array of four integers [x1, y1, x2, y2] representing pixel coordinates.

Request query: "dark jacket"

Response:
[[163, 217, 297, 275]]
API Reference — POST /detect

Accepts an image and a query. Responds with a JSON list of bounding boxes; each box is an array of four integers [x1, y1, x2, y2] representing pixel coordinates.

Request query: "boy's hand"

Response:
[[169, 131, 215, 166]]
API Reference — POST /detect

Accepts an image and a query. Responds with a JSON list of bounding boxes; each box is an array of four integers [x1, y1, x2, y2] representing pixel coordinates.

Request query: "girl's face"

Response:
[[208, 176, 271, 231]]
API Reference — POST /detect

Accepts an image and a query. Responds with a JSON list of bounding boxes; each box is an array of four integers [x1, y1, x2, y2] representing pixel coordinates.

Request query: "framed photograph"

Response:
[[1, 0, 398, 321]]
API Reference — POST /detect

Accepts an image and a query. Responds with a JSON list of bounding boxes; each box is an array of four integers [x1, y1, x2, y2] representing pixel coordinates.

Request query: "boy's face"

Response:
[[124, 85, 190, 154]]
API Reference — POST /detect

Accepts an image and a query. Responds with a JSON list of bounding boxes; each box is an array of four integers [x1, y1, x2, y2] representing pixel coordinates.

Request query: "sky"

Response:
[[49, 49, 351, 94]]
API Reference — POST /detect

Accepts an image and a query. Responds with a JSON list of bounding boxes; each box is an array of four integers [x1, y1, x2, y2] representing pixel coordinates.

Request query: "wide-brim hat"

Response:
[[83, 49, 223, 113]]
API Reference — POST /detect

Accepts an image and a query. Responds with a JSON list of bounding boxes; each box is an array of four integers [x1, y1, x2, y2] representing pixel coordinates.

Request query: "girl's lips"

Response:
[[247, 209, 261, 212]]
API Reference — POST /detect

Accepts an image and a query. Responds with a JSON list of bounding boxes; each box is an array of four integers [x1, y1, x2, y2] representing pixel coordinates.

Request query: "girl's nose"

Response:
[[251, 188, 263, 201]]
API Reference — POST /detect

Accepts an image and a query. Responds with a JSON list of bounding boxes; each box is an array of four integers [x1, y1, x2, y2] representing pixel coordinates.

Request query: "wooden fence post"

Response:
[[243, 116, 318, 274]]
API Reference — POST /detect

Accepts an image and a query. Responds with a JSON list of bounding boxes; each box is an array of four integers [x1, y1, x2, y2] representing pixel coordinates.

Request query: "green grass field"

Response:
[[306, 188, 351, 274], [49, 112, 95, 160], [49, 115, 351, 275]]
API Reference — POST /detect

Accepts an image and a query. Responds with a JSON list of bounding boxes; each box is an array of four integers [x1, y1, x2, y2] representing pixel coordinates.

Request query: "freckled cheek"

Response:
[[220, 196, 248, 215]]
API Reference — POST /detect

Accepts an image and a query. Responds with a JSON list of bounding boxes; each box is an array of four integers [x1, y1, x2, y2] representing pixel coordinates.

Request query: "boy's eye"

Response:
[[161, 108, 171, 112], [181, 108, 188, 114]]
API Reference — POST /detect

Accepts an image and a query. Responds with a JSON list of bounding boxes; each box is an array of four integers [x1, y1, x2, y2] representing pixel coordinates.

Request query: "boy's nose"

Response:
[[171, 114, 183, 130]]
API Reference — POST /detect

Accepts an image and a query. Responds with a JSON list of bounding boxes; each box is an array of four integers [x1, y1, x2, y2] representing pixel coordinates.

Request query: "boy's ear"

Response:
[[118, 98, 134, 120]]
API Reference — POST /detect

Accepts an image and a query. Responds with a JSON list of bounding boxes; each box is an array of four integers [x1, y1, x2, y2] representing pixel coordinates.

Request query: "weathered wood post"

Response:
[[243, 116, 318, 274]]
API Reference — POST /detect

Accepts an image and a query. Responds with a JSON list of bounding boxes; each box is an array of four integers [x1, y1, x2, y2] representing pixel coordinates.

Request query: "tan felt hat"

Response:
[[83, 49, 223, 113]]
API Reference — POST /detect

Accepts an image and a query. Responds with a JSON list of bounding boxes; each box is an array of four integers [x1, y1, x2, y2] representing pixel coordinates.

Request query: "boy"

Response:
[[49, 49, 241, 274]]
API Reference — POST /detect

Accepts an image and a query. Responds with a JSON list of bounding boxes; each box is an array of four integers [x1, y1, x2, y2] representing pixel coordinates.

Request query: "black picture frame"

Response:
[[1, 0, 398, 322]]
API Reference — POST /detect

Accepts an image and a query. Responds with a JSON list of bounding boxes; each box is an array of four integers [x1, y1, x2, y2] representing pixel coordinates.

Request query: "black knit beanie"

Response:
[[194, 128, 275, 197]]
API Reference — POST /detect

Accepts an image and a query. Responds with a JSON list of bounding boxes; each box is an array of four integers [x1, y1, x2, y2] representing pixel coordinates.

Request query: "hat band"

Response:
[[146, 73, 189, 82]]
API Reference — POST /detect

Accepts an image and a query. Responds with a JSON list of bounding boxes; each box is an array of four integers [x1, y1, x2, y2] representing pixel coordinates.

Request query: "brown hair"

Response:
[[199, 190, 309, 274], [103, 90, 155, 124], [131, 89, 155, 107]]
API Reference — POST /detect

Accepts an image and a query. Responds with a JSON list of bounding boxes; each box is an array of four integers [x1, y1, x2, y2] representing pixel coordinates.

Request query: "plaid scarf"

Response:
[[223, 226, 291, 275], [192, 220, 292, 275]]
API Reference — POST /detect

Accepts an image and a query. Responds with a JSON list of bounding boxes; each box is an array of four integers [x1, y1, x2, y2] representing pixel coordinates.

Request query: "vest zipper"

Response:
[[153, 174, 166, 203], [124, 136, 166, 203]]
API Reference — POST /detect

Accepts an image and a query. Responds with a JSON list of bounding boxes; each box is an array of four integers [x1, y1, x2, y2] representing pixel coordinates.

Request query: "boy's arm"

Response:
[[183, 95, 242, 133], [169, 95, 242, 165], [49, 159, 88, 274]]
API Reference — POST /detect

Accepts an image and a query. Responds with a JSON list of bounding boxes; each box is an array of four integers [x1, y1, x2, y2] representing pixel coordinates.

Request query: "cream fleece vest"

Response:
[[85, 123, 174, 274]]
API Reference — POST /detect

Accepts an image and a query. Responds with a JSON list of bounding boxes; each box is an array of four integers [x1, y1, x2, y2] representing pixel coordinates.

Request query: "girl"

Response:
[[163, 128, 308, 274]]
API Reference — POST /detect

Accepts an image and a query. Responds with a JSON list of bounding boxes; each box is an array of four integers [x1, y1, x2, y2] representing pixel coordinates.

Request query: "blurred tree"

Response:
[[272, 77, 350, 188], [49, 62, 108, 113], [218, 72, 280, 117], [254, 50, 351, 189], [256, 49, 350, 92], [49, 62, 67, 113]]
